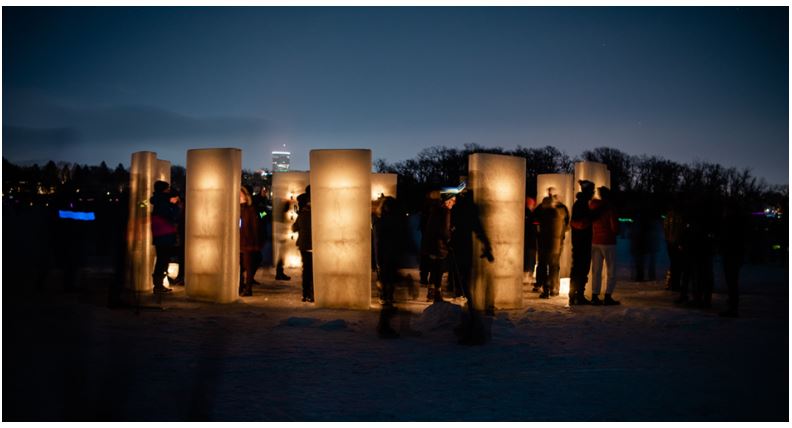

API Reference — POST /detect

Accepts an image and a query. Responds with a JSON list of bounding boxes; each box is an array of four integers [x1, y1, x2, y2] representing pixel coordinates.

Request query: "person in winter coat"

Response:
[[524, 196, 539, 290], [418, 190, 441, 287], [292, 187, 313, 302], [374, 196, 403, 306], [589, 186, 620, 305], [150, 180, 180, 293], [569, 180, 595, 305], [450, 190, 494, 313], [534, 187, 569, 299], [239, 186, 261, 296], [423, 193, 456, 302]]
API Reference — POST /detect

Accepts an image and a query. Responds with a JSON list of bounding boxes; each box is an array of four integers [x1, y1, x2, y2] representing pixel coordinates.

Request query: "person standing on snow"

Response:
[[150, 180, 180, 294], [239, 186, 261, 297], [589, 186, 620, 306], [524, 196, 539, 291], [424, 192, 456, 303], [569, 180, 595, 305], [292, 187, 314, 303]]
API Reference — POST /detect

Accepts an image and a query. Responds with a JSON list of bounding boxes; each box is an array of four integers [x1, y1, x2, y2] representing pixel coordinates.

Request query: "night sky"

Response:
[[3, 7, 788, 184]]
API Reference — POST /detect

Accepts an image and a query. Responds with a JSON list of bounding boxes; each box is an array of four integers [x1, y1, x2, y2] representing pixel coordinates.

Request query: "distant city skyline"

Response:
[[3, 7, 788, 184]]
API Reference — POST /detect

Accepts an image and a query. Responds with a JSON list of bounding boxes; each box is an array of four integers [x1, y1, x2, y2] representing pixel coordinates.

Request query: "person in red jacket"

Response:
[[589, 186, 620, 305]]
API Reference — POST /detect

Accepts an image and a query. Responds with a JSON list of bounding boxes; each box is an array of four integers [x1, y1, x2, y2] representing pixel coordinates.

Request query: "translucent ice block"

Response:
[[469, 153, 526, 310], [310, 149, 372, 309], [185, 148, 241, 303], [371, 173, 397, 200], [574, 161, 611, 196], [125, 151, 158, 292], [536, 173, 574, 278]]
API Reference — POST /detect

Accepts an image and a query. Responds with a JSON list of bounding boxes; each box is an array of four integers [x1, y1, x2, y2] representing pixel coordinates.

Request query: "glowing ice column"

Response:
[[155, 159, 171, 183], [469, 153, 526, 310], [310, 149, 372, 309], [371, 173, 397, 200], [272, 171, 310, 269], [575, 161, 611, 192], [185, 148, 241, 303], [536, 173, 575, 279], [125, 151, 158, 292]]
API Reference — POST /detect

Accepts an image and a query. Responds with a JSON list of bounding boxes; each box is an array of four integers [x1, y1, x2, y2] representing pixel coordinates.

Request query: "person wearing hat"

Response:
[[589, 186, 620, 305], [569, 180, 595, 305]]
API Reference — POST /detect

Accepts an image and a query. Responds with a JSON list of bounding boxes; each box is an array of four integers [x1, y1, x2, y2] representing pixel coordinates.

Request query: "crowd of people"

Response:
[[147, 176, 750, 322]]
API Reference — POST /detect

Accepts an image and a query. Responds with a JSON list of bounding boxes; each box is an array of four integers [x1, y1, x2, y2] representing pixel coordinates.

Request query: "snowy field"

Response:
[[3, 241, 788, 421]]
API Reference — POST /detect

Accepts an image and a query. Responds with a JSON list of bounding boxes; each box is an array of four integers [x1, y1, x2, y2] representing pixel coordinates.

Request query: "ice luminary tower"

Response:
[[272, 171, 310, 269], [371, 173, 397, 200], [575, 161, 611, 193], [125, 151, 159, 293], [310, 149, 372, 309], [469, 153, 526, 310], [155, 159, 171, 183], [536, 173, 575, 279], [185, 148, 242, 303]]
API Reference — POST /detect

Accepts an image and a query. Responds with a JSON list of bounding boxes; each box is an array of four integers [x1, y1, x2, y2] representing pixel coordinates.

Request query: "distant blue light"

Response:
[[59, 210, 95, 221]]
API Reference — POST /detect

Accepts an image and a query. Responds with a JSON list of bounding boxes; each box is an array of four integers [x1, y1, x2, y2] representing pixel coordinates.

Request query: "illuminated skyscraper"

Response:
[[272, 150, 290, 172]]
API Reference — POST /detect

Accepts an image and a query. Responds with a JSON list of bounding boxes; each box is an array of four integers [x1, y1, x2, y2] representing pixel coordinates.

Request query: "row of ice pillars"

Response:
[[125, 148, 607, 308]]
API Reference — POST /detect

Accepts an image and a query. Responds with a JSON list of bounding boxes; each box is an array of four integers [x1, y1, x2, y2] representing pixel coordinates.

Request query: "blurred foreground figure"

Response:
[[535, 187, 569, 299], [239, 186, 261, 297], [418, 190, 440, 287], [374, 196, 403, 306], [150, 180, 180, 294], [589, 186, 620, 306], [450, 189, 493, 302], [292, 187, 313, 303]]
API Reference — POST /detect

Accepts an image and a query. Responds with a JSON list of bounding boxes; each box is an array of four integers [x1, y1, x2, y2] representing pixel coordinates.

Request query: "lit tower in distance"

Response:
[[272, 144, 291, 172]]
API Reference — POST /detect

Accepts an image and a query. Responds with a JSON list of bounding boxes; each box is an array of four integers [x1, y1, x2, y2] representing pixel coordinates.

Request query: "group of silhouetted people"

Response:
[[149, 180, 272, 298], [663, 193, 748, 317], [147, 176, 749, 322], [524, 180, 621, 306]]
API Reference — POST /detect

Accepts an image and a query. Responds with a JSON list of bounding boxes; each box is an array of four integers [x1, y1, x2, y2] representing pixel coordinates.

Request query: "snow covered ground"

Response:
[[3, 243, 788, 421]]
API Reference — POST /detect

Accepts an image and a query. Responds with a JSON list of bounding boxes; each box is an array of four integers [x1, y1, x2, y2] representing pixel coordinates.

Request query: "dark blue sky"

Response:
[[3, 7, 788, 184]]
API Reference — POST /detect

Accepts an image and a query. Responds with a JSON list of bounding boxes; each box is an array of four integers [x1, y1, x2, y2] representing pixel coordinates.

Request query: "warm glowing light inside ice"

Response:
[[185, 148, 241, 303], [560, 278, 570, 295], [469, 153, 526, 310], [167, 262, 179, 279], [286, 254, 303, 268], [311, 149, 372, 309]]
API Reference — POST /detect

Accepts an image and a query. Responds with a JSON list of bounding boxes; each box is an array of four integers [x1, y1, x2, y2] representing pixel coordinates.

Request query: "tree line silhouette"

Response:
[[374, 144, 787, 215]]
